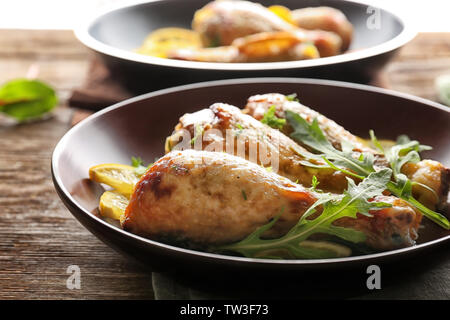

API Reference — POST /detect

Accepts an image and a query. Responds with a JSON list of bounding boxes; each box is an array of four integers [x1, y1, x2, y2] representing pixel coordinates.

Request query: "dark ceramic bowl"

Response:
[[75, 0, 416, 93], [52, 78, 450, 276]]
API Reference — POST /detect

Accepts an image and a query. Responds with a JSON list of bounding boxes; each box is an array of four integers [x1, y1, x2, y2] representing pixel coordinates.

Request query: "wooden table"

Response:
[[0, 30, 449, 300]]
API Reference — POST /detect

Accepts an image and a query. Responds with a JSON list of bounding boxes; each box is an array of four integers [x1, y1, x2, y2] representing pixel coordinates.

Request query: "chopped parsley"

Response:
[[260, 105, 286, 130]]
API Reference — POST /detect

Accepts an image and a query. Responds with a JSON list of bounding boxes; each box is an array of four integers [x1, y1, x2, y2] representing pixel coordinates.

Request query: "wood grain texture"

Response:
[[0, 30, 448, 299], [0, 30, 153, 299]]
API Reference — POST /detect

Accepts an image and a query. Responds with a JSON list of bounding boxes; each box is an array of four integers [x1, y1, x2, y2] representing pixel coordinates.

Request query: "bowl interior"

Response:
[[53, 79, 450, 260], [89, 0, 404, 54]]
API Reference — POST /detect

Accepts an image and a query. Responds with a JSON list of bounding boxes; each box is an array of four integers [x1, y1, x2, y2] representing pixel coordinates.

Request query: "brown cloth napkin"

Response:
[[68, 57, 135, 111]]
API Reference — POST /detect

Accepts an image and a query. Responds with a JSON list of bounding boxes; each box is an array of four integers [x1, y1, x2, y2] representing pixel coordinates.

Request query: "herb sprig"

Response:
[[285, 110, 449, 229]]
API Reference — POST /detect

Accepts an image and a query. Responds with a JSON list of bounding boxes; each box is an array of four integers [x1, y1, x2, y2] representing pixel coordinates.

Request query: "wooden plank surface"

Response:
[[0, 30, 449, 300]]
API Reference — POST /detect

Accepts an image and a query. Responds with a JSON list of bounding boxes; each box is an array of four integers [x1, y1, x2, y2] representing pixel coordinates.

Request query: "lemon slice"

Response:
[[99, 190, 129, 222], [268, 5, 296, 25], [136, 27, 202, 58], [89, 163, 140, 197], [299, 240, 352, 257]]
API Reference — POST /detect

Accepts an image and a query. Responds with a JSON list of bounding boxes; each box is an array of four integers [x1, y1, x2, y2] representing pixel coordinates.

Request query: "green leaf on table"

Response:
[[435, 74, 450, 106], [0, 79, 58, 122]]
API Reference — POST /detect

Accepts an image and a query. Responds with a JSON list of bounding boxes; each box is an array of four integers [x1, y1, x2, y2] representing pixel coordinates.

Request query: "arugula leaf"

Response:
[[286, 111, 449, 229], [218, 169, 392, 259], [371, 131, 431, 180], [131, 156, 152, 176], [286, 111, 375, 177], [261, 105, 286, 130], [0, 79, 58, 122]]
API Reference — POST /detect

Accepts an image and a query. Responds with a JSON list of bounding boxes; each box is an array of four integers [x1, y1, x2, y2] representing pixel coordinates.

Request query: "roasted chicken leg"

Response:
[[291, 6, 353, 51], [122, 150, 422, 251], [165, 102, 350, 193], [243, 93, 450, 212], [168, 31, 333, 62], [192, 0, 296, 46]]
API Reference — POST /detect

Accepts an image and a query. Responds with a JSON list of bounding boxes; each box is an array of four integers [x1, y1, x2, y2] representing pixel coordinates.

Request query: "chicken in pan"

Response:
[[243, 93, 449, 212], [89, 93, 449, 259], [122, 150, 422, 252], [165, 102, 350, 193], [137, 0, 353, 62]]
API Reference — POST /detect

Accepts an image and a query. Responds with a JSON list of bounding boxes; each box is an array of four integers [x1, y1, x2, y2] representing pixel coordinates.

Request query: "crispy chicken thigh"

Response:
[[122, 150, 422, 250], [244, 93, 450, 211]]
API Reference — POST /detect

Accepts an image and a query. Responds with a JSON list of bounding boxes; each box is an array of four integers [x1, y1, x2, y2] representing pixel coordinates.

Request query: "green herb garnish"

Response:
[[209, 35, 221, 48], [285, 110, 449, 229], [286, 93, 299, 102], [218, 169, 392, 259], [235, 123, 244, 136], [260, 105, 286, 130], [311, 175, 319, 190], [0, 79, 58, 122], [241, 190, 247, 201], [131, 156, 152, 176], [190, 124, 204, 146]]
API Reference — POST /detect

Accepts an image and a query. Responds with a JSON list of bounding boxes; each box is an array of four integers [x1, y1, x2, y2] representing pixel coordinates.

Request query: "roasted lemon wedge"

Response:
[[268, 5, 296, 25], [136, 27, 202, 58], [89, 163, 140, 198], [99, 190, 129, 222]]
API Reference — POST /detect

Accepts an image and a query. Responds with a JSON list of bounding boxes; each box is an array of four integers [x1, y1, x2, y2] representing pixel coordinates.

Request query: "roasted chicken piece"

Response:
[[232, 30, 339, 61], [245, 93, 376, 153], [122, 150, 422, 251], [192, 0, 296, 46], [191, 0, 344, 58], [165, 102, 350, 193], [291, 6, 353, 51], [244, 93, 450, 212], [168, 31, 332, 62]]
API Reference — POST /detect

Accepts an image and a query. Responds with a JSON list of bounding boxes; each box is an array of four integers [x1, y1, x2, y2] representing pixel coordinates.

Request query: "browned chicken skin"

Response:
[[192, 0, 296, 46], [178, 0, 345, 62], [291, 6, 353, 51], [122, 150, 422, 251], [243, 93, 450, 212], [168, 30, 341, 62], [166, 102, 350, 193]]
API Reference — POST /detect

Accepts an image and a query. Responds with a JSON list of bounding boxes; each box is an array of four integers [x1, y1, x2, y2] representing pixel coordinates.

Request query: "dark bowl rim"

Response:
[[51, 77, 450, 267], [74, 0, 417, 71]]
